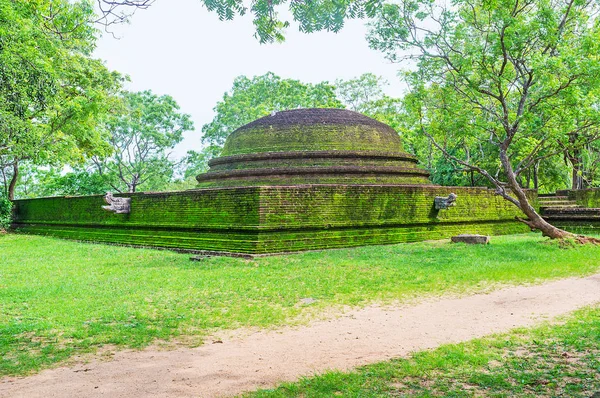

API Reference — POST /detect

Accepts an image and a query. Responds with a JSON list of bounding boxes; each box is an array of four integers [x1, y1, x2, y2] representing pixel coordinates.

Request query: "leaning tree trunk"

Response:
[[510, 183, 574, 239], [499, 149, 575, 239]]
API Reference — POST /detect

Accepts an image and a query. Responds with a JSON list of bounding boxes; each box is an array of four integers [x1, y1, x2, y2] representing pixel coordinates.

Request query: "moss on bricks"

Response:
[[12, 185, 532, 254], [567, 189, 600, 208], [221, 109, 406, 156], [198, 109, 430, 187]]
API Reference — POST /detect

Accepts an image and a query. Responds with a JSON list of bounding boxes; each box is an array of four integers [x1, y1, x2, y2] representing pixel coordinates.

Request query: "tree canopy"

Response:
[[0, 0, 122, 199], [202, 72, 342, 148], [92, 90, 194, 193], [366, 0, 600, 239]]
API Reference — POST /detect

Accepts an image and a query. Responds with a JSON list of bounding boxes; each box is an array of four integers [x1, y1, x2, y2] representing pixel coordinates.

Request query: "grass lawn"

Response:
[[1, 232, 600, 376], [245, 305, 600, 397]]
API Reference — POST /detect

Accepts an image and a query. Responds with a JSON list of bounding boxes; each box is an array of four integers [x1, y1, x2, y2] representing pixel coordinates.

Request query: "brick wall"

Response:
[[567, 189, 600, 208], [11, 185, 533, 254]]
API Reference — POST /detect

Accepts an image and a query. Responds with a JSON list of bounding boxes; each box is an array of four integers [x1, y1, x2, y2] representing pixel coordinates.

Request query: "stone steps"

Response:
[[540, 204, 582, 209], [543, 207, 600, 220], [539, 196, 569, 201], [539, 193, 600, 221], [540, 202, 580, 207]]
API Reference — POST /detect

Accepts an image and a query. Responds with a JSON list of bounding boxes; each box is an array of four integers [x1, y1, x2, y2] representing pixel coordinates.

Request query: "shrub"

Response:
[[0, 196, 12, 231]]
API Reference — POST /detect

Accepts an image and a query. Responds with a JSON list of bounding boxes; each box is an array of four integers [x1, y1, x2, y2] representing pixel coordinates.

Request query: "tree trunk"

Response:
[[568, 145, 584, 190], [572, 164, 583, 190], [1, 165, 8, 197], [8, 161, 18, 201], [499, 149, 574, 239]]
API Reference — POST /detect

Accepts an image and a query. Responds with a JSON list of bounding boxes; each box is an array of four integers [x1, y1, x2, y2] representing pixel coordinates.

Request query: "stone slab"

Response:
[[451, 234, 490, 244]]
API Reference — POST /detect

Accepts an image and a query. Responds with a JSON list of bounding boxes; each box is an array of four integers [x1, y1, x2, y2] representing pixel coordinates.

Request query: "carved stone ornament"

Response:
[[102, 192, 131, 214], [434, 193, 457, 210]]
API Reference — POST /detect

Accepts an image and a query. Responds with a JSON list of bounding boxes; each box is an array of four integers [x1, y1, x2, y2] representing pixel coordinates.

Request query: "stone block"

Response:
[[451, 234, 490, 244]]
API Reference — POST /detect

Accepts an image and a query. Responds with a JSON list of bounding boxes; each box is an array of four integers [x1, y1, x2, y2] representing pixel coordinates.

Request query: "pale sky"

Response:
[[93, 0, 407, 158]]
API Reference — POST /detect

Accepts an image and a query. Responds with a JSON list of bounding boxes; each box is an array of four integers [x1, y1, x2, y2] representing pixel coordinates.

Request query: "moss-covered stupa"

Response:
[[11, 108, 534, 255], [197, 108, 430, 187]]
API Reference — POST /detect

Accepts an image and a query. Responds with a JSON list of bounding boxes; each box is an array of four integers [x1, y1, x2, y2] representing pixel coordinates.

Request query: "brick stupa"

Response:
[[197, 108, 431, 187]]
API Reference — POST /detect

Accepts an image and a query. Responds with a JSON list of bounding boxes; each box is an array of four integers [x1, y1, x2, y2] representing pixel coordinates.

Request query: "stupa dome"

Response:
[[196, 108, 430, 187]]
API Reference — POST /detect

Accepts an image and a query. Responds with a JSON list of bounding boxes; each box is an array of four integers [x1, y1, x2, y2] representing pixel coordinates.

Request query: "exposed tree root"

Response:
[[515, 217, 600, 244], [574, 235, 600, 245]]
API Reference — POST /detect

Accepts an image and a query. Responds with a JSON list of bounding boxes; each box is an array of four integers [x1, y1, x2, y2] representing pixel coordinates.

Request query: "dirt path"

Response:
[[2, 274, 600, 398]]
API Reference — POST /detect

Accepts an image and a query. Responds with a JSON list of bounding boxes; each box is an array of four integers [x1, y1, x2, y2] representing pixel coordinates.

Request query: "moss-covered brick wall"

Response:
[[12, 188, 261, 253], [254, 185, 532, 253], [550, 221, 600, 235], [12, 185, 533, 254], [258, 186, 528, 228], [567, 189, 600, 208], [12, 188, 260, 228], [221, 109, 406, 156]]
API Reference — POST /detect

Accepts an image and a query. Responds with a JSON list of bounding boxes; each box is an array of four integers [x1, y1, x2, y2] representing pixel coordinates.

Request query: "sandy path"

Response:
[[2, 274, 600, 398]]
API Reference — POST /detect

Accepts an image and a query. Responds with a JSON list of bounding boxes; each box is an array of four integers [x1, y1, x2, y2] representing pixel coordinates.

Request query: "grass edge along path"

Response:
[[1, 233, 600, 376], [245, 305, 600, 397]]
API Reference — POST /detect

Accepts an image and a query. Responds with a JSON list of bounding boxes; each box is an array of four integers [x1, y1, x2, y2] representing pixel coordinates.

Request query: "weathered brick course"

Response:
[[11, 185, 532, 254]]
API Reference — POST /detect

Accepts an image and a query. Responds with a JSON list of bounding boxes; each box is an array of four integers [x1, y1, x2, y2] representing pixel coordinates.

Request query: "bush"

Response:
[[0, 196, 12, 231]]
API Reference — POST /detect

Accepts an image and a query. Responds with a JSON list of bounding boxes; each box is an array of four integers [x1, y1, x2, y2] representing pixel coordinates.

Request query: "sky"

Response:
[[93, 0, 408, 158]]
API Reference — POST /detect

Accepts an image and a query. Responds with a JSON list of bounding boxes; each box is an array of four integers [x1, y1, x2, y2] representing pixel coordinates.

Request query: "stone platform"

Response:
[[12, 185, 531, 254]]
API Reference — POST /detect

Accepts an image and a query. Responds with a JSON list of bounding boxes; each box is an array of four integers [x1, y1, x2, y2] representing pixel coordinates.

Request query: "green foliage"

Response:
[[195, 0, 600, 197], [202, 0, 382, 43], [334, 74, 486, 186], [369, 0, 600, 171], [334, 74, 406, 134], [13, 165, 113, 199], [201, 72, 343, 149], [0, 195, 11, 230], [0, 0, 123, 198], [248, 305, 600, 397], [1, 233, 599, 375], [186, 72, 343, 181], [93, 90, 194, 193], [183, 148, 219, 178], [335, 73, 387, 113]]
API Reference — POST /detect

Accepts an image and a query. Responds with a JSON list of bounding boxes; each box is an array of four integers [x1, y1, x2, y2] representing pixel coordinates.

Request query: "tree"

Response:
[[562, 126, 600, 190], [97, 0, 383, 43], [191, 72, 342, 173], [335, 73, 388, 112], [576, 141, 600, 188], [97, 0, 379, 43], [0, 194, 11, 231], [92, 90, 194, 193], [335, 74, 478, 186], [182, 149, 215, 180], [0, 0, 122, 200], [361, 0, 600, 240]]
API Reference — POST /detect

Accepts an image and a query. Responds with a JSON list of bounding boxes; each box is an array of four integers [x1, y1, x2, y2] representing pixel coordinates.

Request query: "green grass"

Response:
[[1, 233, 599, 376], [245, 305, 600, 397]]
